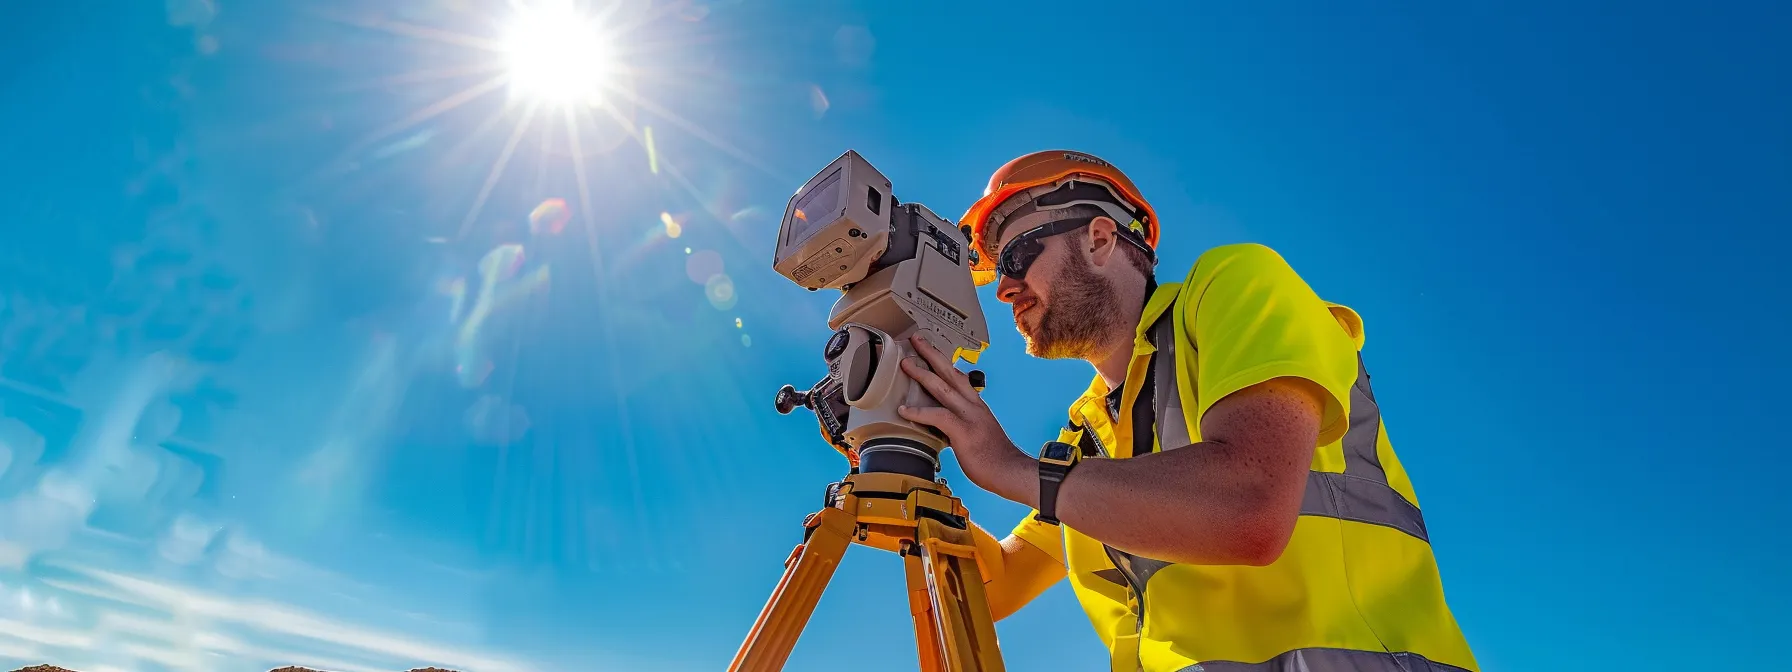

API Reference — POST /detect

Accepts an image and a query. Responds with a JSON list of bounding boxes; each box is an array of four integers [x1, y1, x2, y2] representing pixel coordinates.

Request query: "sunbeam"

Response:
[[329, 62, 508, 95], [603, 83, 793, 184], [309, 73, 509, 186], [562, 102, 658, 566], [305, 6, 507, 53], [436, 104, 521, 183], [457, 102, 542, 240]]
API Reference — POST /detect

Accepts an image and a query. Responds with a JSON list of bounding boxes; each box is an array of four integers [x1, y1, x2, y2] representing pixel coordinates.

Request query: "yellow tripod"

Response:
[[728, 470, 1007, 672]]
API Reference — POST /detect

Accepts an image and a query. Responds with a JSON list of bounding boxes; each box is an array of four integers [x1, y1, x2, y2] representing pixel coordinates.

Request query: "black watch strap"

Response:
[[1037, 463, 1071, 525], [1034, 441, 1078, 525]]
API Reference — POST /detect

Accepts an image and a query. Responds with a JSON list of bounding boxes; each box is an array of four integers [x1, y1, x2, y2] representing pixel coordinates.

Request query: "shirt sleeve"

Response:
[[1183, 243, 1360, 446], [1009, 512, 1066, 565]]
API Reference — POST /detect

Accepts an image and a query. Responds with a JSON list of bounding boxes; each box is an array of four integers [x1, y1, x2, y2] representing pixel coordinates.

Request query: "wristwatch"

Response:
[[1033, 440, 1080, 525]]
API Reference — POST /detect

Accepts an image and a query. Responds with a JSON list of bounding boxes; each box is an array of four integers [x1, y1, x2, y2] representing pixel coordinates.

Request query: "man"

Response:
[[893, 150, 1479, 672]]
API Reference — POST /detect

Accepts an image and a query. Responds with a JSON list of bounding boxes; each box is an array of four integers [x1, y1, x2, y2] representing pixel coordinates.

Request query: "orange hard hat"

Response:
[[959, 150, 1159, 286]]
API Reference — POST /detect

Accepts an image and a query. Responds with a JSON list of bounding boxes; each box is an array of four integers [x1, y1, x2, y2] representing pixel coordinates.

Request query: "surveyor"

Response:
[[893, 150, 1479, 671]]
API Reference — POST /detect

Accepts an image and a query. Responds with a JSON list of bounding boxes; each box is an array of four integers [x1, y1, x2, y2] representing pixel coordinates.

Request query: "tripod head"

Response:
[[772, 150, 991, 478]]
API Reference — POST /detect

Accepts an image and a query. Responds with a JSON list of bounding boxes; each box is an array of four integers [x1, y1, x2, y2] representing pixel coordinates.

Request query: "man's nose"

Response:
[[995, 274, 1023, 303]]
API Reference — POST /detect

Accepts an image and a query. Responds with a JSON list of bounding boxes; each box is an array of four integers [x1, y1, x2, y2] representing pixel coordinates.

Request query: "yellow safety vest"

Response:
[[1012, 245, 1478, 672]]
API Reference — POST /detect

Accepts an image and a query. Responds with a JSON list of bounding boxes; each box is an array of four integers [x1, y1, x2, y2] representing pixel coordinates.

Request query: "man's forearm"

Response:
[[990, 440, 1305, 566]]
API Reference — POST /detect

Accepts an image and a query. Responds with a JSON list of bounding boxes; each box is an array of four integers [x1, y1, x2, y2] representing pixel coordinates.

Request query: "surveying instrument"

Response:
[[728, 151, 1007, 672]]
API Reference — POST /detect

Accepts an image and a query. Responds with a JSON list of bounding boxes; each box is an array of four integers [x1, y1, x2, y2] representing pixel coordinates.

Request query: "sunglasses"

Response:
[[995, 217, 1097, 281]]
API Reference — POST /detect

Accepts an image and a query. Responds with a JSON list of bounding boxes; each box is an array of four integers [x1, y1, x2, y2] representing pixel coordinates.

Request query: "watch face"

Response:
[[1040, 441, 1074, 461]]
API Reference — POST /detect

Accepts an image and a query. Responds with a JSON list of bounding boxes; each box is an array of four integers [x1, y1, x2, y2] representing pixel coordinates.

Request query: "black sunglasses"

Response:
[[995, 217, 1097, 281]]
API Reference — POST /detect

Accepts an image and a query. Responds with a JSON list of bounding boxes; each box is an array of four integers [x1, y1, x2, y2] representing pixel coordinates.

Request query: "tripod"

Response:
[[727, 469, 1006, 672]]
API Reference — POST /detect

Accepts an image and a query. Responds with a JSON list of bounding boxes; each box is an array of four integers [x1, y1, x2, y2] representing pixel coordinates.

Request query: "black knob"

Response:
[[967, 369, 986, 391], [775, 384, 809, 414]]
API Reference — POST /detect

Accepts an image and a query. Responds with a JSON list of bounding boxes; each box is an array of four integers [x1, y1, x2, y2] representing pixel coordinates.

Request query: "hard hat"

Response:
[[959, 150, 1160, 286]]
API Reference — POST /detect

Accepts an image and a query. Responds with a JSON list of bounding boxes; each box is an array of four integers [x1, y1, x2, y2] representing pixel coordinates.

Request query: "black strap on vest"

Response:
[[1130, 291, 1174, 458], [1071, 276, 1173, 460]]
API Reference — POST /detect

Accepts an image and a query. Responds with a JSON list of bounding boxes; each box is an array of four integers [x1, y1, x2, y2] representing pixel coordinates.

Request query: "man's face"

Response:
[[992, 219, 1123, 360]]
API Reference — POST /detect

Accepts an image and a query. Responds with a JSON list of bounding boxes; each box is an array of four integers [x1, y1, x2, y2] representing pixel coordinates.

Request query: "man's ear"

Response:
[[1086, 216, 1121, 267]]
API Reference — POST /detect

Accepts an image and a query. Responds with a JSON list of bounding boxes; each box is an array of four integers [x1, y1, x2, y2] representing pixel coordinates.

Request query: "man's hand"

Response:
[[895, 334, 1034, 498]]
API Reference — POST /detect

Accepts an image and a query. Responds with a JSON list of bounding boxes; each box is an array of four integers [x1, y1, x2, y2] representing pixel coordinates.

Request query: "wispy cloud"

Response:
[[14, 562, 537, 672]]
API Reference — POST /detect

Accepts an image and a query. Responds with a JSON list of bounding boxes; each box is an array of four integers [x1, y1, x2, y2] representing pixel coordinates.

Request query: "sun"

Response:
[[500, 3, 613, 107]]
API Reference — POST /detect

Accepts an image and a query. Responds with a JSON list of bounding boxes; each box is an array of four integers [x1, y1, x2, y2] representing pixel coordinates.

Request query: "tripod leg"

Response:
[[905, 547, 947, 672], [728, 506, 857, 672], [916, 519, 1006, 672]]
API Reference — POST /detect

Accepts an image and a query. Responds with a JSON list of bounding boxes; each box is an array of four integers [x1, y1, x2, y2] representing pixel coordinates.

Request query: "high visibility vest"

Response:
[[1020, 249, 1479, 672]]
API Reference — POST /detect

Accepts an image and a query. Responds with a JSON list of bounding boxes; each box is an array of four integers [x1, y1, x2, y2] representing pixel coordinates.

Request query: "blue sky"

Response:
[[0, 0, 1787, 670]]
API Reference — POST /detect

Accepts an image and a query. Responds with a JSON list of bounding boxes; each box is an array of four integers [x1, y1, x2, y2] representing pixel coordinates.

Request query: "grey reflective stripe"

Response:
[[1300, 470, 1428, 543], [1104, 302, 1454, 672], [1182, 647, 1473, 672], [1143, 302, 1426, 544], [1101, 302, 1437, 646], [1150, 311, 1190, 452], [1297, 354, 1429, 543], [1342, 353, 1388, 481]]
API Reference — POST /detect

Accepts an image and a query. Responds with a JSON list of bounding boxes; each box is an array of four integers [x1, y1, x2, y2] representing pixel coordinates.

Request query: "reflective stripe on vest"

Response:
[[1140, 307, 1427, 543], [1182, 648, 1473, 672], [1093, 303, 1441, 669]]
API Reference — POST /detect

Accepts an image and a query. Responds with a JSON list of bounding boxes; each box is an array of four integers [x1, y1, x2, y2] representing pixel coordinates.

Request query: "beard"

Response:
[[1021, 252, 1125, 360]]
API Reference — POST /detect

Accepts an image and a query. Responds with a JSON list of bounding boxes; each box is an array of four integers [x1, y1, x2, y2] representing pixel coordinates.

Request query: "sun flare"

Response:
[[501, 4, 613, 107]]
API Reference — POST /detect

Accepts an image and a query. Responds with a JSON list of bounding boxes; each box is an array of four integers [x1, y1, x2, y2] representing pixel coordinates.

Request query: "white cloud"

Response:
[[0, 639, 43, 664], [0, 616, 97, 648], [9, 563, 543, 672], [0, 542, 28, 571], [157, 512, 221, 565], [0, 475, 95, 562], [59, 566, 536, 671], [0, 416, 46, 483]]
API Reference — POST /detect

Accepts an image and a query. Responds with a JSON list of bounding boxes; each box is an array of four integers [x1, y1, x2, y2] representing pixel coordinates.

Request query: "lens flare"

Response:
[[661, 211, 682, 238], [685, 249, 724, 285], [809, 84, 830, 119], [440, 277, 468, 323], [529, 197, 571, 235], [734, 317, 742, 328], [705, 273, 736, 310], [741, 334, 752, 347], [478, 243, 526, 281], [730, 206, 767, 222], [456, 243, 549, 388], [645, 125, 660, 174]]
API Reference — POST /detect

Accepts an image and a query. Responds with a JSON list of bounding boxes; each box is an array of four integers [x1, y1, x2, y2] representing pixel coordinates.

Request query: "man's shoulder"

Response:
[[1187, 242, 1294, 280], [1168, 242, 1300, 307], [1177, 242, 1365, 347]]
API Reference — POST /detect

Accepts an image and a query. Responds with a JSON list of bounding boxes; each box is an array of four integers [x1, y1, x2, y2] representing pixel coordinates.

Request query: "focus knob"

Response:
[[775, 385, 809, 414]]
